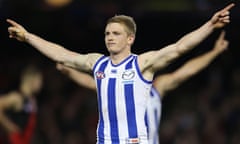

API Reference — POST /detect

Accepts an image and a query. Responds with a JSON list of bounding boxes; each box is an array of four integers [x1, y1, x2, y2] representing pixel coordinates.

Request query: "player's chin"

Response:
[[107, 47, 120, 54]]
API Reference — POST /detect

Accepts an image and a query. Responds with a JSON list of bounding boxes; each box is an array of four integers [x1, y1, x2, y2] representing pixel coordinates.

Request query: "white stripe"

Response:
[[116, 78, 129, 139]]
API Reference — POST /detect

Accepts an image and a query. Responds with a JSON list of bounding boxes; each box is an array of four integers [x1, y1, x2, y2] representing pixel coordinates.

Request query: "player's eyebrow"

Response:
[[104, 31, 109, 35], [113, 31, 121, 35], [104, 31, 121, 35]]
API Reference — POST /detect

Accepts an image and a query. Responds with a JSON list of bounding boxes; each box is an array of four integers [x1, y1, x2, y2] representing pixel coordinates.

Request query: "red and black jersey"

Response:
[[5, 95, 37, 144]]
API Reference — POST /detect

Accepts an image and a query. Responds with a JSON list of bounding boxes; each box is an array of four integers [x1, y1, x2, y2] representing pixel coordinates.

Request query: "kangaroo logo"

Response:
[[122, 70, 135, 80]]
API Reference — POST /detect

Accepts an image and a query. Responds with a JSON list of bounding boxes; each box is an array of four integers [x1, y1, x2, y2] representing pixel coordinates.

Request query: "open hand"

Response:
[[7, 19, 28, 42]]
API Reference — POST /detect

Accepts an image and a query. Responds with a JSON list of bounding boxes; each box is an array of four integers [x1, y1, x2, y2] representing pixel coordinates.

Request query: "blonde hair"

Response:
[[107, 15, 137, 35]]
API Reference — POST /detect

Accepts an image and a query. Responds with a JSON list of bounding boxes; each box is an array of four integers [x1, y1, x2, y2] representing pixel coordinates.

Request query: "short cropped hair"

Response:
[[107, 15, 137, 36]]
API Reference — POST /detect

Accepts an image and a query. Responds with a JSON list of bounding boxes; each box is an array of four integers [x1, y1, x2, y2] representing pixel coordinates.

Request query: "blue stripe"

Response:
[[150, 89, 154, 97], [125, 56, 134, 69], [97, 139, 104, 144], [108, 78, 119, 143], [93, 55, 106, 72], [145, 112, 149, 137], [154, 109, 159, 144], [96, 59, 109, 141], [152, 87, 162, 103], [124, 84, 138, 138]]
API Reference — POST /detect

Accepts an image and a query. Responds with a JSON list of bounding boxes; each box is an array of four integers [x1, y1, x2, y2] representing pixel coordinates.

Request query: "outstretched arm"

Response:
[[153, 31, 228, 97], [0, 93, 21, 133], [56, 64, 96, 90], [139, 3, 234, 76], [7, 19, 102, 72]]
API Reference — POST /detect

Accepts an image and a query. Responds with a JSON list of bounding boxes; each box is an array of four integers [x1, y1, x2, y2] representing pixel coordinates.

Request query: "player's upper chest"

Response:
[[95, 55, 137, 81], [103, 58, 136, 81]]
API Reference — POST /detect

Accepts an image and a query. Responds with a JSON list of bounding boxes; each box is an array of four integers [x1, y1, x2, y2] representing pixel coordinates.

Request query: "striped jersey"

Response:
[[93, 54, 152, 144], [145, 87, 161, 144]]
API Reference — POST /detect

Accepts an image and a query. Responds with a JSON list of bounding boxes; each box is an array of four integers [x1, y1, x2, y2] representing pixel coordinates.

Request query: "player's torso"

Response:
[[94, 54, 152, 143], [146, 87, 161, 144], [6, 96, 37, 130]]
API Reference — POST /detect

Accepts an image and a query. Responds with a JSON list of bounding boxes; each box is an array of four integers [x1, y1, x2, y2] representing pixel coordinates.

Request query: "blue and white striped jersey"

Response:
[[145, 87, 161, 144], [93, 54, 152, 144]]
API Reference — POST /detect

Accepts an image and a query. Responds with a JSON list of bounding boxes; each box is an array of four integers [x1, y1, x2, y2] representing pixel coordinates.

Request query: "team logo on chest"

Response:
[[122, 70, 135, 80], [95, 71, 105, 79]]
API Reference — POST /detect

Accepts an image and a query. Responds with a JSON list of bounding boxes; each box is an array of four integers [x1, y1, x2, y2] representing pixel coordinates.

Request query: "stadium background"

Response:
[[0, 0, 240, 143]]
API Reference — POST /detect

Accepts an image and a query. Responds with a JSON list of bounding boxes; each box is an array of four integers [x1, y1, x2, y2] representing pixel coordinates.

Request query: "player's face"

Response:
[[29, 74, 43, 94], [105, 23, 134, 54]]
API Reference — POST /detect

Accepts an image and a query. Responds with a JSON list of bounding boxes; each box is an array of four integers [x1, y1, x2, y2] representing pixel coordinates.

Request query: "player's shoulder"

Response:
[[138, 51, 155, 58], [77, 53, 105, 71], [138, 51, 156, 64], [87, 53, 104, 58], [74, 53, 103, 62], [135, 51, 156, 73], [91, 53, 110, 71], [4, 91, 22, 102], [0, 91, 21, 109]]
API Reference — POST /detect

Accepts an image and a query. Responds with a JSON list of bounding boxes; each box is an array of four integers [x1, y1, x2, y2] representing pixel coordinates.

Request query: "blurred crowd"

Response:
[[0, 0, 239, 144], [160, 67, 240, 144]]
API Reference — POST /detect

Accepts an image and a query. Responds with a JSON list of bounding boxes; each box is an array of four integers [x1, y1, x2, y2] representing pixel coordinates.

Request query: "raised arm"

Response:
[[0, 93, 21, 133], [153, 31, 228, 97], [7, 19, 102, 72], [56, 63, 96, 91], [139, 3, 234, 74]]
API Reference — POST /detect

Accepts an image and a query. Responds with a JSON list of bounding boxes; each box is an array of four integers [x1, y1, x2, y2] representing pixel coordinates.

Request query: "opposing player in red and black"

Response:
[[0, 66, 42, 144]]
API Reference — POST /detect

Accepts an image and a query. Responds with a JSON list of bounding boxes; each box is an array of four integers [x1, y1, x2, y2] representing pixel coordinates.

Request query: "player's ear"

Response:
[[128, 34, 135, 44]]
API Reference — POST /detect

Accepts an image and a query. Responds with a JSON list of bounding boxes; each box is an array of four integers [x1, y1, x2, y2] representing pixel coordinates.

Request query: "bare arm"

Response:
[[56, 64, 96, 90], [7, 19, 102, 72], [139, 3, 234, 77], [0, 93, 21, 133], [153, 31, 228, 97]]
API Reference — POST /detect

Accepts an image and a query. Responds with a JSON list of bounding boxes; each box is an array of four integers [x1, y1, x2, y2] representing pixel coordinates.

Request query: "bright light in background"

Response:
[[44, 0, 73, 8]]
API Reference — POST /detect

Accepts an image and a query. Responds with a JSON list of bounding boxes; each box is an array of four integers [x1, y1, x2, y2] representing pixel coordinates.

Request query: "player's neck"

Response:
[[110, 51, 132, 65]]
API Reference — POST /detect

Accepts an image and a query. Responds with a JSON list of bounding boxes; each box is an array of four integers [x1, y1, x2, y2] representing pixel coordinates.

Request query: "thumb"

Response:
[[218, 30, 226, 40]]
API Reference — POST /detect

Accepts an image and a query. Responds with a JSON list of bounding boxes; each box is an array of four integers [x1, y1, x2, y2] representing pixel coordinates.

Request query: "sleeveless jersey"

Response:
[[6, 95, 37, 144], [93, 54, 152, 144], [145, 87, 161, 144], [6, 96, 36, 130]]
